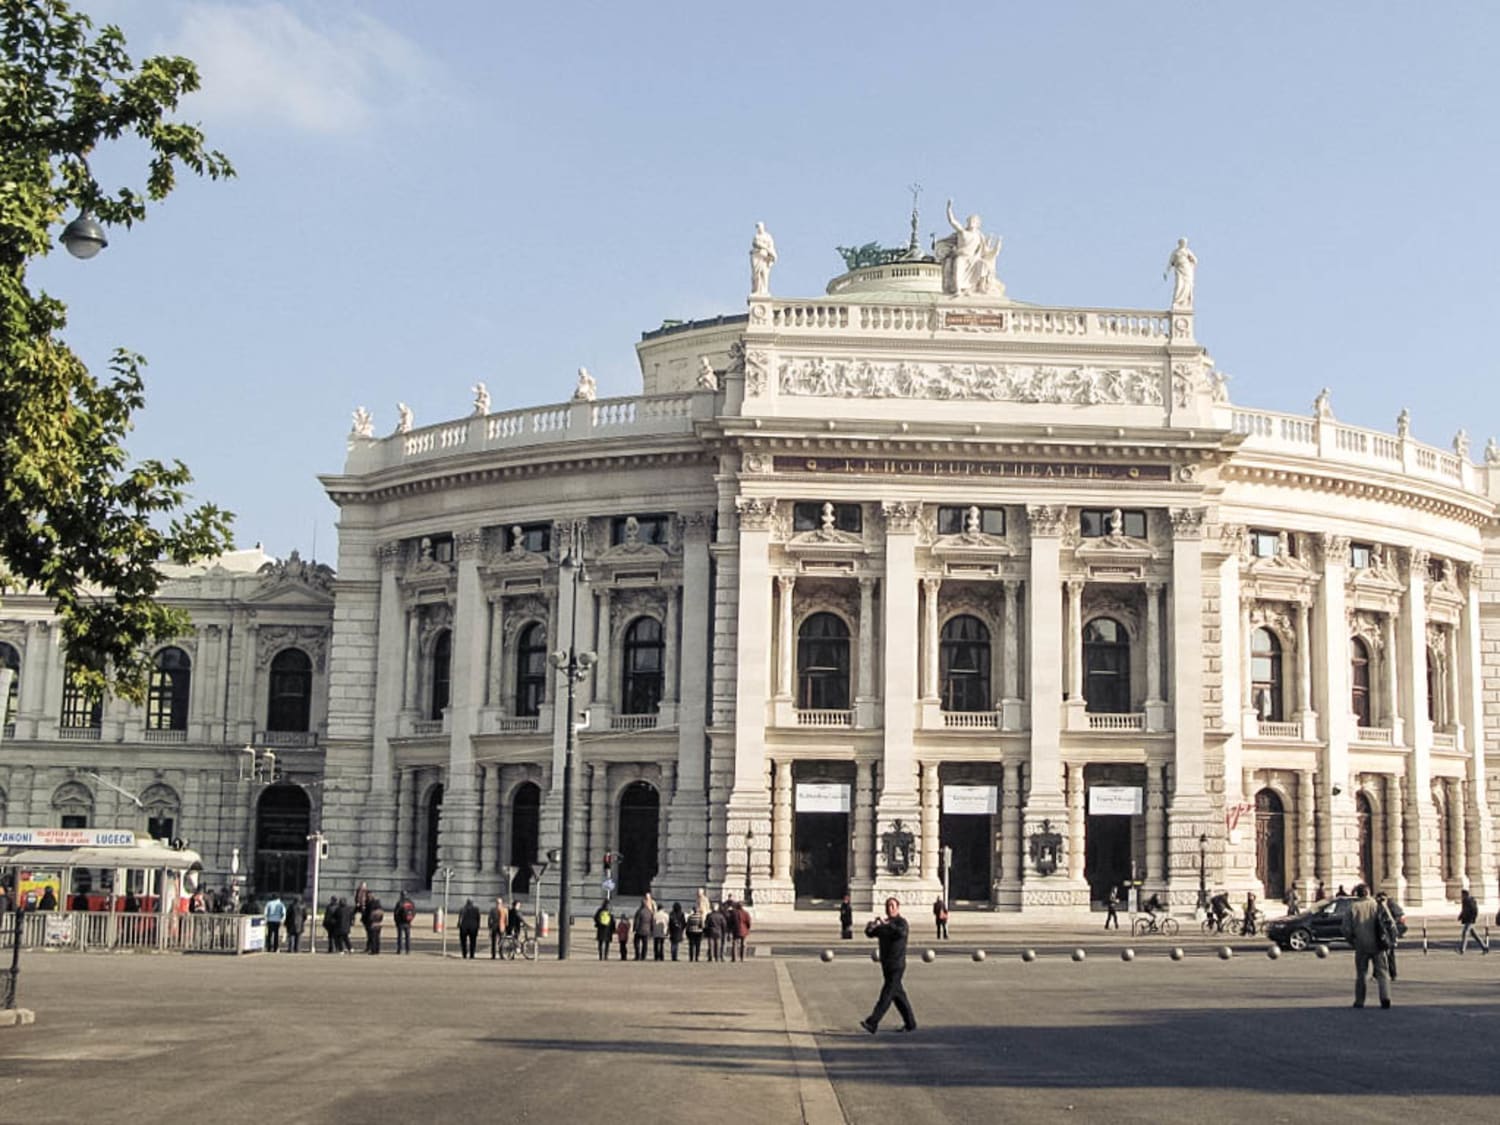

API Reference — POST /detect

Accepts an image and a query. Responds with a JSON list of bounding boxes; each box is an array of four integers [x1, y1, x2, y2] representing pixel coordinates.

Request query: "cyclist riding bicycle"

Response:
[[1143, 892, 1165, 919], [1208, 891, 1231, 932]]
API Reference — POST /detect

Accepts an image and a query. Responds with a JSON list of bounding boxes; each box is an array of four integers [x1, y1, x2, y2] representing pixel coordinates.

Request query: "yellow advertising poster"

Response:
[[17, 869, 61, 910]]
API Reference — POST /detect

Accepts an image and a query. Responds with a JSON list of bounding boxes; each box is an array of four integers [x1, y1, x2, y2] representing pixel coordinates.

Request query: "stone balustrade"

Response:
[[942, 710, 1000, 729], [764, 297, 1171, 342], [1086, 712, 1147, 732], [795, 708, 853, 728]]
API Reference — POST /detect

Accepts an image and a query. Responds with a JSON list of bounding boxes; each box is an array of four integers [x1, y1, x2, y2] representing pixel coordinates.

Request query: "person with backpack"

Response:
[[364, 900, 384, 960], [667, 902, 686, 961], [615, 915, 630, 961], [488, 897, 510, 960], [592, 899, 614, 961], [393, 891, 416, 954]]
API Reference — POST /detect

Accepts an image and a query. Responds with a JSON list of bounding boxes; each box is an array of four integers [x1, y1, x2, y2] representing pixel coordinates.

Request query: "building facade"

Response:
[[4, 214, 1500, 915]]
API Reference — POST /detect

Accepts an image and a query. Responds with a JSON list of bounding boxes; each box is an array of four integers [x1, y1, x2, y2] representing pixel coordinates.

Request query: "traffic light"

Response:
[[603, 852, 613, 873]]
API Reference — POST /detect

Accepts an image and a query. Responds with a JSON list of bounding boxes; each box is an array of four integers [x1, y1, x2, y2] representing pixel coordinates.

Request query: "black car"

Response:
[[1267, 896, 1407, 951]]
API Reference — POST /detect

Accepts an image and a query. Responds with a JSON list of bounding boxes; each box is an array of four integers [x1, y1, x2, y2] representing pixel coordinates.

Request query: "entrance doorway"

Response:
[[1082, 765, 1143, 903], [617, 781, 659, 896], [255, 783, 310, 897], [1085, 815, 1132, 903], [940, 812, 993, 901], [1255, 788, 1286, 899], [510, 782, 540, 895], [793, 811, 848, 903]]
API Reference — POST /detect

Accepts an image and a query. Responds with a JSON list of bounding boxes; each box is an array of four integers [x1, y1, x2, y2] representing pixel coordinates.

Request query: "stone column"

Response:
[[1385, 773, 1406, 899], [855, 576, 876, 727], [1065, 578, 1085, 702], [853, 760, 875, 886], [591, 586, 612, 716], [1144, 581, 1166, 731], [1398, 549, 1443, 905], [477, 764, 494, 874], [919, 761, 940, 880], [921, 578, 942, 701], [1313, 534, 1354, 883], [1448, 777, 1467, 896], [1240, 598, 1255, 712], [441, 532, 486, 884], [876, 502, 923, 889], [669, 511, 713, 889], [1381, 612, 1402, 743], [1024, 506, 1067, 828], [1001, 580, 1021, 729], [1446, 626, 1463, 746], [1000, 760, 1023, 902], [403, 609, 420, 713], [1459, 578, 1496, 900], [1296, 769, 1316, 899], [1295, 601, 1313, 719], [486, 762, 503, 873], [776, 575, 796, 699], [1066, 764, 1085, 881], [393, 767, 410, 873], [372, 544, 404, 830], [772, 760, 793, 883], [487, 595, 506, 707], [1145, 764, 1165, 886], [663, 584, 680, 706], [727, 497, 775, 862]]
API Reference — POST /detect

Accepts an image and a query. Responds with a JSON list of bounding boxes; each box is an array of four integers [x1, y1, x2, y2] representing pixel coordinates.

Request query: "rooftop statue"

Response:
[[1454, 429, 1469, 459], [1396, 408, 1411, 439], [749, 221, 778, 296], [572, 367, 597, 403], [351, 406, 374, 438], [935, 199, 1001, 296], [396, 403, 413, 434], [1313, 388, 1333, 420], [1486, 437, 1500, 465], [1165, 237, 1197, 309], [472, 382, 490, 417], [696, 356, 719, 391]]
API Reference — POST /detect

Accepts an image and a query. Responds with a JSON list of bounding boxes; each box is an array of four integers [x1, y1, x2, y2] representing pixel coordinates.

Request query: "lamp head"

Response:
[[577, 651, 597, 669], [549, 650, 568, 669], [60, 212, 107, 259]]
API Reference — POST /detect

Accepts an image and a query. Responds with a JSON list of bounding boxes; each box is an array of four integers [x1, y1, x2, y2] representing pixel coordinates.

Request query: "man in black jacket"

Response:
[[457, 898, 481, 959], [860, 897, 917, 1034]]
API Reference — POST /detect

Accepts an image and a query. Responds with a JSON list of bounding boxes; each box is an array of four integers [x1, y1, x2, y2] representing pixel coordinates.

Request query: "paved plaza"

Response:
[[2, 926, 1497, 1125]]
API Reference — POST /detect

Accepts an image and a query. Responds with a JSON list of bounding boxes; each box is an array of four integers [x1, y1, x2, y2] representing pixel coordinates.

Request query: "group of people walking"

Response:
[[453, 895, 528, 959], [592, 891, 752, 963], [314, 883, 416, 955]]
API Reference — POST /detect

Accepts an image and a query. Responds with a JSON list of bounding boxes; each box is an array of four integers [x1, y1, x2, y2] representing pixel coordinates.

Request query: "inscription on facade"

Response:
[[777, 457, 1172, 482]]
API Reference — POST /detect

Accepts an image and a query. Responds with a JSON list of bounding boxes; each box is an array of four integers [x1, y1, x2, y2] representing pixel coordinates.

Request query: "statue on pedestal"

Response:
[[749, 221, 778, 296], [696, 356, 719, 390], [1165, 237, 1197, 309], [351, 406, 374, 438], [936, 200, 1001, 296], [572, 367, 597, 403], [472, 382, 490, 416], [395, 403, 413, 434]]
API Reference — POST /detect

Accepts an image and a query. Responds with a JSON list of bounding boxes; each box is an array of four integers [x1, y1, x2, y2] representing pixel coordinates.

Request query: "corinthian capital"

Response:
[[735, 496, 777, 531], [1026, 505, 1069, 538], [881, 501, 922, 532], [1168, 507, 1206, 539]]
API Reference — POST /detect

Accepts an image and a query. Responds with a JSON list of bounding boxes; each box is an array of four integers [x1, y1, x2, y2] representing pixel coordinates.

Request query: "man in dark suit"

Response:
[[860, 897, 917, 1034]]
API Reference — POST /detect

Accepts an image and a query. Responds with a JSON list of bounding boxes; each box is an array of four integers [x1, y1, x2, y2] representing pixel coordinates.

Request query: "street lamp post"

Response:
[[549, 524, 596, 960], [743, 827, 755, 907], [1197, 832, 1209, 911]]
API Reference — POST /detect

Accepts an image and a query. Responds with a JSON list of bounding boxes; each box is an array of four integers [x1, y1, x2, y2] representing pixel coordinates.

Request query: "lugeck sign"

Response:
[[0, 828, 138, 848]]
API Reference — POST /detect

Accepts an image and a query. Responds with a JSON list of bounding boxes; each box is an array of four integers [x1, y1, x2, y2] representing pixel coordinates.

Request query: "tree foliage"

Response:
[[0, 0, 235, 701]]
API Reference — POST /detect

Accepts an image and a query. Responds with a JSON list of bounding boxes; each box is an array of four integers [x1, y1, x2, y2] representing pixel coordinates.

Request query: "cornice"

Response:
[[1222, 462, 1493, 528]]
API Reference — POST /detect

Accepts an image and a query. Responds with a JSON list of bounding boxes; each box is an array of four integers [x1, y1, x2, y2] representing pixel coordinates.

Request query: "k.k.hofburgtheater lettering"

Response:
[[777, 457, 1172, 481]]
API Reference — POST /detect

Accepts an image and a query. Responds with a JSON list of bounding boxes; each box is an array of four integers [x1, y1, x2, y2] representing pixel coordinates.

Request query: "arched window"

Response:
[[0, 642, 18, 726], [1082, 618, 1131, 713], [59, 666, 102, 730], [267, 649, 312, 732], [1350, 637, 1371, 727], [1250, 628, 1283, 723], [621, 617, 665, 715], [797, 613, 850, 711], [514, 622, 547, 717], [146, 647, 191, 731], [429, 629, 452, 720], [940, 615, 991, 712]]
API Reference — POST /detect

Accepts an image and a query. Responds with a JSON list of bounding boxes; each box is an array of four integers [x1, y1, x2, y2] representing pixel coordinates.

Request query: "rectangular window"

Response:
[[1080, 509, 1146, 539], [429, 534, 455, 563], [1427, 556, 1447, 584], [508, 522, 551, 554], [937, 506, 1006, 536], [611, 514, 670, 546], [1248, 529, 1289, 559], [1349, 543, 1372, 570], [60, 677, 102, 729], [792, 502, 862, 533]]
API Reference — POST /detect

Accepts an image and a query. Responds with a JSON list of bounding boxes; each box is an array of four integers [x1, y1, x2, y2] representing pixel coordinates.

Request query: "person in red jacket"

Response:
[[727, 899, 752, 962]]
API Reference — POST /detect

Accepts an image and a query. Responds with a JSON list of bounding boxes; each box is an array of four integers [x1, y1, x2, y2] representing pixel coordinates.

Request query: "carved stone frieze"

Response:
[[741, 451, 772, 475], [880, 501, 922, 533], [255, 625, 329, 672], [1168, 508, 1206, 539], [1027, 505, 1069, 538], [257, 549, 335, 595], [1220, 524, 1247, 559], [735, 496, 777, 532], [454, 530, 484, 561], [776, 356, 1164, 405], [611, 588, 666, 630], [744, 350, 769, 397], [1248, 602, 1296, 647]]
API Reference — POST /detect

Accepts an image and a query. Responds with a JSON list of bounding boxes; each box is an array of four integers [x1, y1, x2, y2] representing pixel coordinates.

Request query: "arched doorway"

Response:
[[617, 781, 660, 896], [1254, 788, 1286, 900], [1356, 791, 1374, 889], [510, 782, 540, 895], [423, 784, 444, 890], [1082, 618, 1131, 712], [255, 784, 311, 896]]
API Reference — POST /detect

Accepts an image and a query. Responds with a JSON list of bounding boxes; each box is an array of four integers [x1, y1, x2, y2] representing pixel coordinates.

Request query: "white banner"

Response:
[[942, 785, 998, 815], [0, 827, 137, 848], [795, 782, 851, 813], [1088, 786, 1144, 816]]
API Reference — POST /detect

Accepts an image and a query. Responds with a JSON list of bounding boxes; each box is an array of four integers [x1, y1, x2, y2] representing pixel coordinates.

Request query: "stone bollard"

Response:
[[1421, 921, 1429, 955], [922, 949, 937, 964], [1315, 944, 1329, 959], [1020, 948, 1037, 963], [820, 949, 834, 963], [1267, 944, 1281, 960], [972, 949, 987, 962], [1070, 948, 1086, 963], [870, 949, 880, 963], [1218, 946, 1233, 960], [1120, 948, 1135, 962], [1169, 947, 1185, 961]]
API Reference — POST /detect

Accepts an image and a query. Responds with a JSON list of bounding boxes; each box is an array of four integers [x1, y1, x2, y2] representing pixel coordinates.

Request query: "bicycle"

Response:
[[499, 923, 538, 961], [1131, 913, 1179, 937]]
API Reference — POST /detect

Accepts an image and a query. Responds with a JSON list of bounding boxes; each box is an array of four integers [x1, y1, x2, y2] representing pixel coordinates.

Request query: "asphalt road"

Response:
[[1, 940, 1496, 1124]]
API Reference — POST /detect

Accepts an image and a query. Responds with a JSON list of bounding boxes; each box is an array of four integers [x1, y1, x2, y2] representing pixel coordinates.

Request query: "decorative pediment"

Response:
[[1248, 602, 1297, 648], [255, 550, 335, 598], [930, 504, 1012, 562], [1426, 571, 1464, 624], [256, 625, 329, 672], [1346, 556, 1402, 614]]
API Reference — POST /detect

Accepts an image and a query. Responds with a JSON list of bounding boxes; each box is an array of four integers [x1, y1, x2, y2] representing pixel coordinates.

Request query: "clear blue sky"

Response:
[[35, 1, 1500, 563]]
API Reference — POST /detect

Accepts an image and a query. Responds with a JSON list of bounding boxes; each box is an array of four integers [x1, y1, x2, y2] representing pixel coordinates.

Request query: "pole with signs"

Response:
[[441, 866, 454, 959], [307, 832, 325, 954]]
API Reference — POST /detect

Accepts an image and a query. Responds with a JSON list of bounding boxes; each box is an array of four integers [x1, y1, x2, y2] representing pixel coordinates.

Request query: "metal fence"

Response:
[[15, 911, 251, 953]]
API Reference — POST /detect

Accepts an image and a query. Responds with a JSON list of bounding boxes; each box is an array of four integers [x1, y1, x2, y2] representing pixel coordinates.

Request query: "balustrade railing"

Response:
[[1255, 720, 1303, 740], [1431, 731, 1458, 751], [610, 714, 659, 732], [1354, 726, 1394, 746], [942, 710, 1000, 729], [495, 716, 540, 734], [1086, 712, 1146, 732], [57, 726, 101, 740], [795, 709, 853, 728], [143, 729, 188, 744]]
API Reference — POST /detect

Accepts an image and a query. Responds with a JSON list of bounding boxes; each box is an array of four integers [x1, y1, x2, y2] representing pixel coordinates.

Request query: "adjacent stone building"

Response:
[[4, 210, 1499, 915]]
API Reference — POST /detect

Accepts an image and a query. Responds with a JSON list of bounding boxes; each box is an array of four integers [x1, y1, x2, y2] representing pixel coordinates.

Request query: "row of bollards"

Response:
[[821, 943, 1329, 964]]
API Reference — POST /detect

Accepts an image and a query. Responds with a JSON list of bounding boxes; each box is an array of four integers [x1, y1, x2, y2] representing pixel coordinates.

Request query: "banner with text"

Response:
[[795, 782, 851, 813], [1088, 787, 1144, 816], [943, 785, 999, 815]]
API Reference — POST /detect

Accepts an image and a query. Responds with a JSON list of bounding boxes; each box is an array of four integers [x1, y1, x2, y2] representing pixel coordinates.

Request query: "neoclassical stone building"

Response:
[[5, 210, 1500, 915]]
